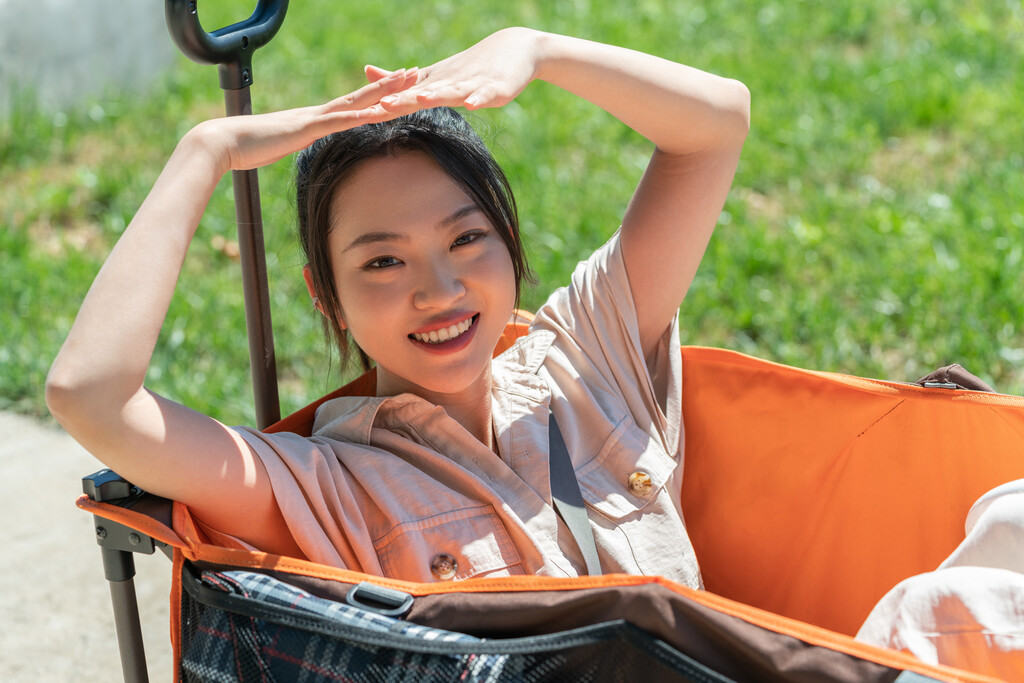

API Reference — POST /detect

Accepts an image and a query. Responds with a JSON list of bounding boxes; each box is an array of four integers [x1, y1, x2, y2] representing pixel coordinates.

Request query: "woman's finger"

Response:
[[304, 102, 401, 142], [380, 78, 450, 106], [464, 82, 512, 109], [365, 64, 423, 88], [322, 68, 418, 113], [379, 77, 494, 112], [364, 64, 394, 83]]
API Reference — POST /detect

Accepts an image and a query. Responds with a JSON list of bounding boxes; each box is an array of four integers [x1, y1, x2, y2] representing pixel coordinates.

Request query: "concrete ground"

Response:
[[0, 412, 173, 682]]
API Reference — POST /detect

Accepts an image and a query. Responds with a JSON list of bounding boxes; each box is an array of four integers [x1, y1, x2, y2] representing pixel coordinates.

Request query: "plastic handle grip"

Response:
[[165, 0, 289, 89]]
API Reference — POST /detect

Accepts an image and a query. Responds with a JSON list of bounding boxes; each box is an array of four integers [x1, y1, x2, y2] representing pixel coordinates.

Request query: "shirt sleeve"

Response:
[[531, 230, 683, 454], [218, 426, 383, 573]]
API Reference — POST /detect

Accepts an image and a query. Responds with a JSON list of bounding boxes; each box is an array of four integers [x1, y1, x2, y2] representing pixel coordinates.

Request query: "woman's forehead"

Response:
[[328, 151, 478, 238]]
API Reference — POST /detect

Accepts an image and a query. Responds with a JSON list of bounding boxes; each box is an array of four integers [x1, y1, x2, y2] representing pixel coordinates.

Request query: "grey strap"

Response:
[[548, 411, 602, 576]]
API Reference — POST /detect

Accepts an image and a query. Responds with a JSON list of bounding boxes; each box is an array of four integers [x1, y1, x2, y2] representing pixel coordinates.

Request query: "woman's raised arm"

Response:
[[372, 28, 750, 357], [46, 71, 417, 554]]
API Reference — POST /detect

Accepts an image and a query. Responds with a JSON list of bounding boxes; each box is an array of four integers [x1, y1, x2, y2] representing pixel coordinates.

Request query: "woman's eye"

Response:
[[453, 231, 485, 247], [365, 255, 401, 269]]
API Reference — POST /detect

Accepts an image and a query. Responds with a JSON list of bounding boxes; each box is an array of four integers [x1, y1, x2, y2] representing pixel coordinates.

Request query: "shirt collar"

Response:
[[491, 329, 554, 399], [310, 329, 556, 443]]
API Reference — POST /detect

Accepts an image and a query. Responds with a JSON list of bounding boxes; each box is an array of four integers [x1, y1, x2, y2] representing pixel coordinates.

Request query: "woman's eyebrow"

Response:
[[343, 230, 406, 253], [438, 204, 481, 228], [343, 205, 481, 253]]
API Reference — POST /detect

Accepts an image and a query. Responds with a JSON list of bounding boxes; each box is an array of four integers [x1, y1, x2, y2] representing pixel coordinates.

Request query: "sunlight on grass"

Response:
[[3, 0, 1023, 424]]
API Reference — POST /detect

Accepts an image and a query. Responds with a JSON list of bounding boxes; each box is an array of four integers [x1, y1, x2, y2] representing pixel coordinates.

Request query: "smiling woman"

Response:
[[46, 28, 748, 584], [295, 106, 530, 378], [311, 150, 518, 431]]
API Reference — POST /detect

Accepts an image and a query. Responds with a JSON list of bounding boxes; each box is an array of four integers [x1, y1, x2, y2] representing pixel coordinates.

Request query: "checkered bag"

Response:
[[177, 564, 731, 682]]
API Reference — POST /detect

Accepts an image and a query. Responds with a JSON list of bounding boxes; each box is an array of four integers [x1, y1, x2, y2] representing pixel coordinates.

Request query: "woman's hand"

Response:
[[199, 68, 420, 174], [366, 27, 543, 113]]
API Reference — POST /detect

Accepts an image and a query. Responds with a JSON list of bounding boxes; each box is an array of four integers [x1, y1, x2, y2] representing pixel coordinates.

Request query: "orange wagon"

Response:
[[78, 2, 1023, 681]]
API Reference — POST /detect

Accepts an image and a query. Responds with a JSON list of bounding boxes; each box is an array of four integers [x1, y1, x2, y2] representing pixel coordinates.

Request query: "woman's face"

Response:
[[321, 151, 516, 400]]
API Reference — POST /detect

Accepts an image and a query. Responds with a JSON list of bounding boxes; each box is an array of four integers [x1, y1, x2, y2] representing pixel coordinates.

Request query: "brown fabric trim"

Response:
[[191, 564, 989, 683], [184, 543, 998, 682], [401, 584, 899, 683], [915, 364, 997, 393]]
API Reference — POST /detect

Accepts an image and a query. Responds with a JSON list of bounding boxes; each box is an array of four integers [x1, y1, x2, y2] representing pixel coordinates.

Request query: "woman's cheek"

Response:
[[481, 247, 517, 302], [335, 272, 400, 330]]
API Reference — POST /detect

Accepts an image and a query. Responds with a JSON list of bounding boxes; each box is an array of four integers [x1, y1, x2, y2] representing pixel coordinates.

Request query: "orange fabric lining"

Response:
[[679, 346, 1024, 637], [75, 329, 1021, 682], [164, 512, 1000, 682], [214, 331, 1024, 639]]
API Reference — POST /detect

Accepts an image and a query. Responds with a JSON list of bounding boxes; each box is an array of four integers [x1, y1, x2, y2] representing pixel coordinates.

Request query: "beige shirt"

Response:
[[230, 232, 701, 588]]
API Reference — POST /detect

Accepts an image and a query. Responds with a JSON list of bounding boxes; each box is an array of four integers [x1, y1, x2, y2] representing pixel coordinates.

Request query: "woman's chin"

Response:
[[376, 359, 492, 401]]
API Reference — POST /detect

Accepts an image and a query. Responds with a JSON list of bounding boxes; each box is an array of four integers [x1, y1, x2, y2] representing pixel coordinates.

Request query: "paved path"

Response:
[[0, 412, 172, 681]]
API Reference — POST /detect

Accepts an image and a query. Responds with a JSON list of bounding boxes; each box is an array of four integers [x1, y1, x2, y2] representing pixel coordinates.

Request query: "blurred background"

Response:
[[3, 0, 1023, 426]]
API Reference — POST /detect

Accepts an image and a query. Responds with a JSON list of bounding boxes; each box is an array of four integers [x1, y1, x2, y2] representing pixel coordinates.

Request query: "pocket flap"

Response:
[[374, 506, 522, 582], [576, 419, 678, 521]]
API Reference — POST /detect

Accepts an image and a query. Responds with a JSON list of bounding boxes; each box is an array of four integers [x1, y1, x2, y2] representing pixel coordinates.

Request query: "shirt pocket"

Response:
[[575, 417, 678, 521], [373, 505, 523, 582]]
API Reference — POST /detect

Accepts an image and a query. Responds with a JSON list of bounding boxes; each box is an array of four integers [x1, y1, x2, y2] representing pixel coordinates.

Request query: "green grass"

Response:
[[3, 0, 1023, 425]]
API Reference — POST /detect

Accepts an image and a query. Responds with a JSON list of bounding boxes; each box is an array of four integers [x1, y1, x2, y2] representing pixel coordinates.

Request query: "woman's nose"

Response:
[[412, 260, 466, 309]]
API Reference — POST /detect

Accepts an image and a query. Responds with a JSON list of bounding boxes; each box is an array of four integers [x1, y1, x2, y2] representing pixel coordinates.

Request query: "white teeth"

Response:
[[413, 316, 474, 344]]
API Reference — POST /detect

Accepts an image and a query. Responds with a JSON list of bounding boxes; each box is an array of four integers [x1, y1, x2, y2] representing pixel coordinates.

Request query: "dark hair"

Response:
[[295, 107, 532, 372]]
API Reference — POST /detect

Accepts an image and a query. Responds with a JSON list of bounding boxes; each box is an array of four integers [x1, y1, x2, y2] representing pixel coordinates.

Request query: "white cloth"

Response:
[[856, 480, 1024, 679]]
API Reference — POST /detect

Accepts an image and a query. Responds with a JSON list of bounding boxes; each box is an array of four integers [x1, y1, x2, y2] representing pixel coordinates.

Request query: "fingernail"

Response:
[[381, 95, 397, 105]]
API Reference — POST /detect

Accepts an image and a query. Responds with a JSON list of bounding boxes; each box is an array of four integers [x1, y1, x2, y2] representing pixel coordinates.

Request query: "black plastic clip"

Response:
[[344, 581, 414, 618]]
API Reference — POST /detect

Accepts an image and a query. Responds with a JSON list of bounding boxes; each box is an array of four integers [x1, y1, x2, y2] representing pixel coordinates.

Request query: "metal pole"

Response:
[[223, 86, 281, 428], [165, 0, 289, 429], [102, 548, 149, 683]]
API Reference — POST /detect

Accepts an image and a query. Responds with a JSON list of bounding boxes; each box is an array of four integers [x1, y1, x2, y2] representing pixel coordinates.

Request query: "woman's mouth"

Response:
[[409, 314, 479, 345]]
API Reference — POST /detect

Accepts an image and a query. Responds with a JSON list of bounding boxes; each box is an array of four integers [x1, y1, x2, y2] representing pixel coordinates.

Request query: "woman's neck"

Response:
[[376, 367, 496, 452]]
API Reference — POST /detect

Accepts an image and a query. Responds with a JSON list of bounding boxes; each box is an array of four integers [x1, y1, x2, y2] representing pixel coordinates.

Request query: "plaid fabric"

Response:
[[201, 570, 478, 643], [180, 569, 513, 682], [178, 567, 728, 682]]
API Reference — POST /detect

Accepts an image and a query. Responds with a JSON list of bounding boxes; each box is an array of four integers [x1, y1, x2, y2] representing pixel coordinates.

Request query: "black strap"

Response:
[[548, 411, 602, 576]]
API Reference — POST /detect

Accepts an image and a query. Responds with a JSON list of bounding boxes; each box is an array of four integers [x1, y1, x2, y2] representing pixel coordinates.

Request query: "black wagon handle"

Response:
[[165, 0, 289, 89], [164, 0, 289, 429]]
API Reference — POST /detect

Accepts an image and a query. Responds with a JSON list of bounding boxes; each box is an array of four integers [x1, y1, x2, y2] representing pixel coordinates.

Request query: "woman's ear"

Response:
[[301, 266, 337, 327], [302, 264, 347, 329], [301, 265, 322, 313]]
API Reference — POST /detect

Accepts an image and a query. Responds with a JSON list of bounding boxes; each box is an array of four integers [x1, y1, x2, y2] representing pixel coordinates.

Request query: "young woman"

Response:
[[47, 28, 750, 585]]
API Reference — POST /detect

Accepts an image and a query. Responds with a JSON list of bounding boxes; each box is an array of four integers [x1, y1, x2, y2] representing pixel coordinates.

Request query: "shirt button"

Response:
[[628, 471, 653, 498], [430, 553, 458, 581]]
